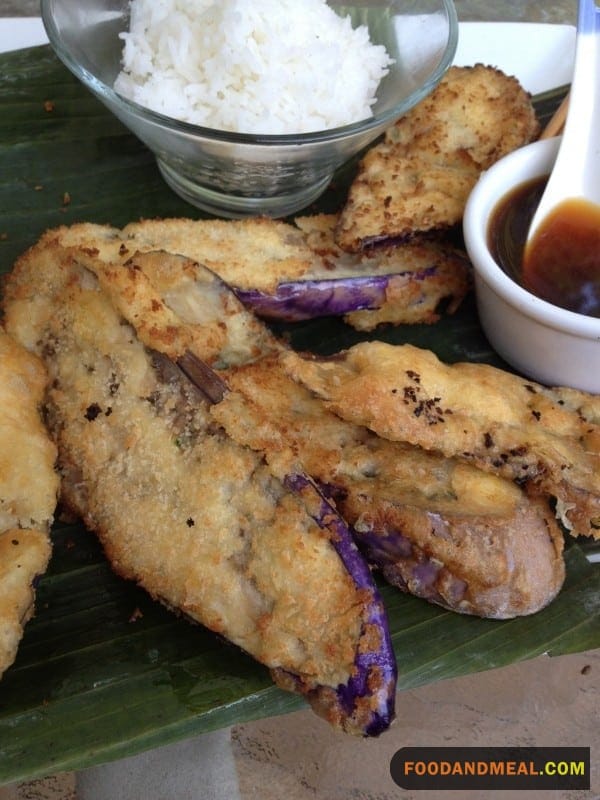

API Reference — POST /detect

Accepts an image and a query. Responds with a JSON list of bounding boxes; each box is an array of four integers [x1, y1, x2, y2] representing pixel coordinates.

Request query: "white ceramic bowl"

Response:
[[41, 0, 458, 219], [463, 135, 600, 393]]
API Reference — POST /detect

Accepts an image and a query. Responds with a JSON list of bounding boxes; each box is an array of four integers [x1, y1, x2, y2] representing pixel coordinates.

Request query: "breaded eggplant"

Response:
[[240, 214, 470, 329], [281, 342, 600, 539], [209, 357, 565, 619], [44, 245, 564, 619], [2, 240, 396, 736], [335, 65, 540, 252], [0, 330, 58, 677], [42, 213, 470, 330]]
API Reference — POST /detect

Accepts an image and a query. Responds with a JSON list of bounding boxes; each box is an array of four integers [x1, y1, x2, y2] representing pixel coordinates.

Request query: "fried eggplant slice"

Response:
[[45, 213, 469, 329], [0, 330, 58, 677], [288, 215, 470, 329], [73, 249, 563, 618], [56, 248, 563, 618], [282, 342, 600, 539], [3, 241, 396, 736], [335, 65, 540, 252], [247, 472, 395, 737], [209, 356, 564, 619]]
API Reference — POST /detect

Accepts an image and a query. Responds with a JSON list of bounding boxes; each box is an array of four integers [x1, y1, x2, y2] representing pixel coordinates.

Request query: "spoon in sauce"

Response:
[[523, 0, 600, 317]]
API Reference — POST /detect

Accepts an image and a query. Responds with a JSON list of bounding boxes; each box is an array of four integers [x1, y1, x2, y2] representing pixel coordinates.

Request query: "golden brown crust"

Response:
[[281, 342, 600, 538], [0, 330, 58, 678], [3, 239, 367, 692], [211, 356, 565, 618], [0, 331, 58, 532], [122, 216, 314, 293], [294, 214, 471, 328], [73, 248, 282, 367], [335, 65, 540, 251], [0, 528, 52, 677], [38, 214, 471, 329]]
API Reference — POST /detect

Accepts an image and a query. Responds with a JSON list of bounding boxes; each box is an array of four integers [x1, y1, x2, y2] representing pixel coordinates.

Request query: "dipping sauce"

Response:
[[488, 175, 600, 317]]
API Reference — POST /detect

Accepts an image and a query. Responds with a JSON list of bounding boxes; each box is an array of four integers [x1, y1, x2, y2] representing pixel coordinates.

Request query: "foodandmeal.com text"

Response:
[[390, 746, 590, 790]]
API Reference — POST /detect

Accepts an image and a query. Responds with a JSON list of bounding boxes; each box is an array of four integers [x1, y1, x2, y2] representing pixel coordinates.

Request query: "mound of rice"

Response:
[[114, 0, 393, 135]]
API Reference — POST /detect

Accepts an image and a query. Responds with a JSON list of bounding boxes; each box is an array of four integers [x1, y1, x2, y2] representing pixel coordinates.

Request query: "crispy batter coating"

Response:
[[294, 215, 470, 329], [211, 356, 565, 618], [2, 238, 377, 708], [282, 342, 600, 538], [122, 217, 314, 294], [40, 214, 470, 329], [26, 237, 562, 616], [0, 529, 52, 678], [0, 330, 58, 677], [76, 248, 281, 368], [28, 239, 561, 616], [335, 65, 540, 251]]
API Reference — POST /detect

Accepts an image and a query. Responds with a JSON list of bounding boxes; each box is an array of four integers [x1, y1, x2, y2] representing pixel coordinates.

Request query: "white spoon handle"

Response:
[[527, 0, 600, 242]]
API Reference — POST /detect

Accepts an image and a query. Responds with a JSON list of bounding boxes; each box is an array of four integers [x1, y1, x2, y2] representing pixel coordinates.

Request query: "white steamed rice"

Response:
[[114, 0, 393, 134]]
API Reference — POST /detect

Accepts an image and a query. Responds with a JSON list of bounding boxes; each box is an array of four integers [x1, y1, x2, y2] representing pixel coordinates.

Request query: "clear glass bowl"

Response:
[[41, 0, 458, 219]]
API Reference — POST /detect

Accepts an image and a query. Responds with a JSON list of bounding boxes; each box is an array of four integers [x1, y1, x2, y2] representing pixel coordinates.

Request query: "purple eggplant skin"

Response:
[[318, 481, 469, 612], [354, 523, 470, 613], [283, 473, 397, 737], [234, 269, 436, 322], [171, 351, 396, 736]]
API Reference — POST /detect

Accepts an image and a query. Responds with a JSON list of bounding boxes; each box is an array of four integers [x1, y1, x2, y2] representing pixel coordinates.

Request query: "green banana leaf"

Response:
[[0, 45, 597, 785]]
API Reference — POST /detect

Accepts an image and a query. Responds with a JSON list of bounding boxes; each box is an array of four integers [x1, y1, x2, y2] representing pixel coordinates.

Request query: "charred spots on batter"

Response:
[[491, 451, 512, 468], [405, 369, 421, 384], [509, 445, 529, 458], [531, 409, 541, 421], [84, 403, 112, 421], [84, 403, 102, 422], [402, 386, 418, 404], [144, 391, 160, 409], [108, 372, 120, 396], [483, 432, 494, 448], [415, 397, 445, 425], [186, 517, 195, 527], [40, 335, 58, 359], [400, 379, 446, 424]]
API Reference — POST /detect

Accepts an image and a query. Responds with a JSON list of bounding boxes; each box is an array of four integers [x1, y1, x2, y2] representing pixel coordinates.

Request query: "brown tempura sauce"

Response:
[[488, 175, 600, 317]]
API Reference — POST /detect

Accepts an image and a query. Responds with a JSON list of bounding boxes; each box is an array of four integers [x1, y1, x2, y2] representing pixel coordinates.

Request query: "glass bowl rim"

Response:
[[40, 0, 459, 146]]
